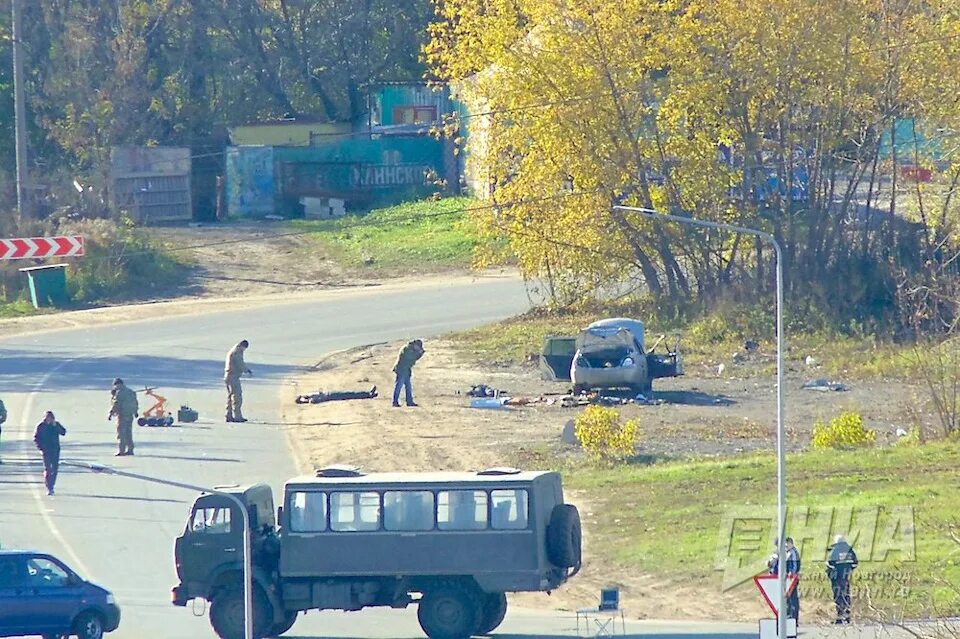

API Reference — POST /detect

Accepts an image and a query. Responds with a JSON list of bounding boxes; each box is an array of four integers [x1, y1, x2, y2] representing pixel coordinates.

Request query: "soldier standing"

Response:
[[827, 535, 859, 624], [108, 378, 139, 456], [392, 339, 424, 407], [33, 411, 66, 496], [0, 397, 7, 464], [225, 340, 253, 422]]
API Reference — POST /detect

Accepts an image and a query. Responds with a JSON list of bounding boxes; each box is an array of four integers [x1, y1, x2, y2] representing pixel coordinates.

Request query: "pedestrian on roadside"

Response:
[[108, 378, 139, 456], [826, 534, 858, 624], [33, 411, 66, 496], [0, 397, 7, 464], [392, 339, 425, 407], [224, 339, 253, 422], [767, 537, 801, 623]]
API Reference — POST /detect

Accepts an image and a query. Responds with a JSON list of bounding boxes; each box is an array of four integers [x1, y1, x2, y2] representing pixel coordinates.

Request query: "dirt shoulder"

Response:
[[280, 339, 918, 621]]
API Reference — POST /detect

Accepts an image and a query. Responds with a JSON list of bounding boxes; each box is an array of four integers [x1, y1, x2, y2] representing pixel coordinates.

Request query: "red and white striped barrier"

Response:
[[0, 235, 85, 260]]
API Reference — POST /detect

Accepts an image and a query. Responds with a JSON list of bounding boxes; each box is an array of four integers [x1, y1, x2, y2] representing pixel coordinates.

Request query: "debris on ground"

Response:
[[805, 355, 819, 367], [296, 386, 378, 404], [560, 419, 579, 445], [465, 384, 508, 398], [802, 378, 848, 392]]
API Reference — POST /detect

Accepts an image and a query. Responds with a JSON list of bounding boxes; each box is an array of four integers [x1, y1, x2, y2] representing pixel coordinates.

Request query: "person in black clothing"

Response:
[[768, 537, 801, 623], [34, 411, 66, 496], [827, 535, 859, 624]]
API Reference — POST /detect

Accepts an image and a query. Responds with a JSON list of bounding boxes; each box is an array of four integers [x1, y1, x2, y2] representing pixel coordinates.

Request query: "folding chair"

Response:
[[576, 588, 626, 638]]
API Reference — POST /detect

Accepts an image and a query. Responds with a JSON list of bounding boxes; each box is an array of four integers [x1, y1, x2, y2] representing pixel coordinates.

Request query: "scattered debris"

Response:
[[466, 384, 507, 398], [805, 355, 819, 367], [744, 339, 760, 351], [895, 427, 909, 438], [470, 397, 510, 409], [717, 363, 726, 376], [801, 378, 848, 392]]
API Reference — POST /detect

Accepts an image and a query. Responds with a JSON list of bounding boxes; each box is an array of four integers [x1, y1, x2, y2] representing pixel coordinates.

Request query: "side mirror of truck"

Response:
[[276, 505, 283, 527]]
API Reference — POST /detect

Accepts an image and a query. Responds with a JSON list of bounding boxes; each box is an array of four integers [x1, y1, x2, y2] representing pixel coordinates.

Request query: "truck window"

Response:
[[490, 489, 529, 529], [190, 507, 232, 534], [330, 492, 380, 531], [383, 491, 435, 531], [437, 490, 487, 530], [289, 491, 327, 532]]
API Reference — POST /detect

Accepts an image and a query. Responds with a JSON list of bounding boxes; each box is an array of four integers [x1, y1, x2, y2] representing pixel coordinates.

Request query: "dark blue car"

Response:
[[0, 549, 121, 639]]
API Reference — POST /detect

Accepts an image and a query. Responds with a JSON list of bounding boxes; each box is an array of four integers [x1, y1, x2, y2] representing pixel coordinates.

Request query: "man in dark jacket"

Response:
[[768, 537, 801, 623], [34, 411, 66, 496], [827, 535, 859, 624], [392, 339, 425, 407], [109, 378, 139, 456]]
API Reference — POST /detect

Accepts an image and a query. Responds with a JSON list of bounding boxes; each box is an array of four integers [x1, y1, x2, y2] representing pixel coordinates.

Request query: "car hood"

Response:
[[576, 327, 640, 352], [82, 581, 112, 598]]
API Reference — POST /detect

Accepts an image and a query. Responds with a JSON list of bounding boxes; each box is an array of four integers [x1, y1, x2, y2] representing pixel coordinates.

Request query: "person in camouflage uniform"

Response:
[[224, 339, 253, 422], [109, 378, 139, 456], [392, 339, 425, 407]]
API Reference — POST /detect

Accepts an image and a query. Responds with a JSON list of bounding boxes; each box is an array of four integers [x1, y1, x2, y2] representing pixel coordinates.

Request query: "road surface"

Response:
[[0, 275, 877, 639]]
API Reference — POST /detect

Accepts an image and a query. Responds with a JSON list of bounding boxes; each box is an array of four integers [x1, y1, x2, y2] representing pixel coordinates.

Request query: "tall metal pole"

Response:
[[62, 461, 254, 639], [11, 0, 30, 217], [612, 205, 788, 636]]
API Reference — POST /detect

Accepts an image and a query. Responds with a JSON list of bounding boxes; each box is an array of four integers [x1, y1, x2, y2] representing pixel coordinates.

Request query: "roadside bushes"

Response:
[[58, 218, 184, 303], [811, 411, 876, 450], [575, 405, 640, 463]]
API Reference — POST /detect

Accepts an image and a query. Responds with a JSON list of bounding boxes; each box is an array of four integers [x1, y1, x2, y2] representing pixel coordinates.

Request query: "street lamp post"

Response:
[[612, 205, 788, 637], [61, 461, 254, 639]]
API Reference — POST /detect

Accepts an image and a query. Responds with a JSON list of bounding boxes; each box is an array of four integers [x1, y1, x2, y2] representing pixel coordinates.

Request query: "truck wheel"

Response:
[[73, 611, 105, 639], [418, 584, 482, 639], [267, 611, 298, 637], [477, 593, 508, 635], [572, 384, 587, 395], [546, 504, 582, 568], [210, 586, 272, 639]]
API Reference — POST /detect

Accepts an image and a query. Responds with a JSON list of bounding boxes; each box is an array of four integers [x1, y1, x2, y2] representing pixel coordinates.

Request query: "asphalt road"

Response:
[[0, 275, 879, 639]]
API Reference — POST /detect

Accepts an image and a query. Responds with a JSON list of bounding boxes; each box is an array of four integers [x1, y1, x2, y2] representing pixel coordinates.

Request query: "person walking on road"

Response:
[[392, 339, 424, 407], [827, 534, 858, 624], [108, 378, 139, 456], [225, 339, 253, 422], [34, 411, 66, 496], [768, 537, 802, 623], [0, 397, 7, 464]]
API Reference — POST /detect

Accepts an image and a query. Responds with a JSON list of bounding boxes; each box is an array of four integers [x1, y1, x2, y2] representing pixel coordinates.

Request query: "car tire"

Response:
[[266, 611, 298, 637], [209, 585, 273, 639], [546, 503, 582, 568], [418, 583, 483, 639], [73, 611, 105, 639], [477, 592, 508, 635]]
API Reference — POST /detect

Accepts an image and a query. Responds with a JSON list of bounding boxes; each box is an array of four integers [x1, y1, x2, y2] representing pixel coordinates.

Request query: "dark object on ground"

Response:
[[802, 379, 849, 392], [178, 405, 199, 423], [467, 384, 507, 398], [296, 386, 378, 404], [139, 415, 177, 426], [744, 339, 759, 351]]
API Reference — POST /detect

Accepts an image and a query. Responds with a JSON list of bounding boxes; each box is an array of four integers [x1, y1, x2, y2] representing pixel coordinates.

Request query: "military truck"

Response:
[[172, 467, 582, 639]]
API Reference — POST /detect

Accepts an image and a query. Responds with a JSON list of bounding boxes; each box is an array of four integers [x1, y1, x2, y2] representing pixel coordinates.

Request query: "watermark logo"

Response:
[[714, 505, 916, 592]]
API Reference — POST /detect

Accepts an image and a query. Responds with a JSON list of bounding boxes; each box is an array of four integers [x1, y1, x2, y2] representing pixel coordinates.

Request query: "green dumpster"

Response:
[[19, 264, 70, 308]]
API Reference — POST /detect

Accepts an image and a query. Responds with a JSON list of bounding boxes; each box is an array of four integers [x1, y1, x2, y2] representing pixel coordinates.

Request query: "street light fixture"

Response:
[[612, 205, 788, 637], [61, 461, 254, 639]]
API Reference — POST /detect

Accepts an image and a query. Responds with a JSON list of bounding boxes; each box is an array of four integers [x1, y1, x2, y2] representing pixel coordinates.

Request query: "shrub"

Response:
[[574, 405, 640, 463], [811, 411, 876, 450]]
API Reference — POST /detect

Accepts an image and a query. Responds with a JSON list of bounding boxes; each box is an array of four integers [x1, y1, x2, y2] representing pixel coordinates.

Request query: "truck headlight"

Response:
[[621, 356, 635, 367], [106, 593, 116, 605]]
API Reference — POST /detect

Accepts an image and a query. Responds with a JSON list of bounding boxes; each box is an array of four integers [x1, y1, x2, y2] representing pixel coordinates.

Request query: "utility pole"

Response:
[[12, 0, 30, 218]]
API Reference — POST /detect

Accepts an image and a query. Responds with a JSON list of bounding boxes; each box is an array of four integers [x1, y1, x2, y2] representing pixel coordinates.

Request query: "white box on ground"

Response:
[[758, 618, 797, 639]]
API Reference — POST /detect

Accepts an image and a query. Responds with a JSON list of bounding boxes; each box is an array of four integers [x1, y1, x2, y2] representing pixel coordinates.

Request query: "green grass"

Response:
[[558, 443, 960, 617], [451, 309, 912, 380], [0, 298, 45, 319], [291, 197, 481, 271]]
